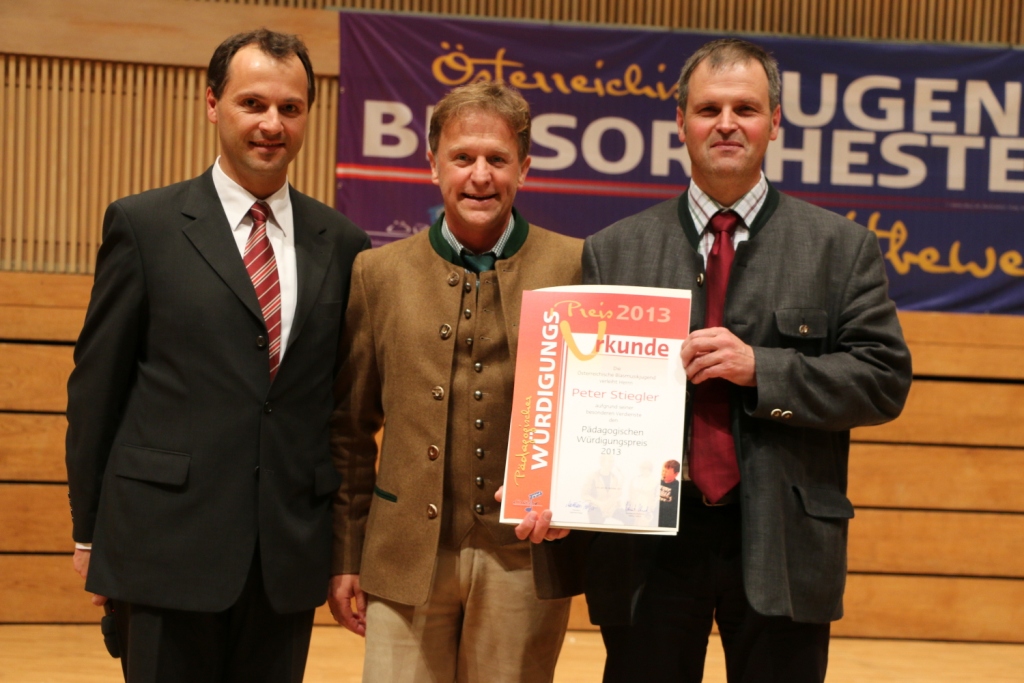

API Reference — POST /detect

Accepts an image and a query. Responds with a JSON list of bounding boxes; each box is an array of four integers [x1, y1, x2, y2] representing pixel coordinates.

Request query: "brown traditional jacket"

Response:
[[331, 218, 583, 606]]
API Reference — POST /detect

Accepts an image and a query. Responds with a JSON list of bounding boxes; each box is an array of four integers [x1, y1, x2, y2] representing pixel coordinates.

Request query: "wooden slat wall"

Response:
[[0, 54, 336, 273], [201, 0, 1024, 45]]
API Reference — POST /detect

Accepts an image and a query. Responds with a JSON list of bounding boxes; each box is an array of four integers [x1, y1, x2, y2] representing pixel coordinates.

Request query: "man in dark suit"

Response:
[[520, 38, 912, 682], [65, 28, 369, 682]]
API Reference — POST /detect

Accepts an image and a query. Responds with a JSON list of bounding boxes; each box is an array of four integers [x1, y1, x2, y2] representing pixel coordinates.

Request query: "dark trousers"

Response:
[[600, 497, 830, 683], [108, 547, 315, 683]]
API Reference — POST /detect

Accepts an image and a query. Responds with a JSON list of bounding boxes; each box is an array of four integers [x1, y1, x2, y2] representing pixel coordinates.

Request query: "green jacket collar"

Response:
[[428, 208, 530, 267]]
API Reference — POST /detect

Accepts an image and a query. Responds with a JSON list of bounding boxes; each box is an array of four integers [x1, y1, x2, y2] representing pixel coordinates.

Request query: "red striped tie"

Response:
[[690, 210, 741, 503], [244, 201, 282, 381]]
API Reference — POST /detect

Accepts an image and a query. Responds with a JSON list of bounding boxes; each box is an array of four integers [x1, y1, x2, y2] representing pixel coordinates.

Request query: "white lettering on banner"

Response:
[[965, 81, 1021, 136], [363, 100, 419, 158], [357, 79, 1024, 192], [782, 72, 838, 128], [878, 133, 929, 189], [989, 137, 1024, 192], [531, 113, 578, 171], [581, 117, 645, 174], [931, 135, 986, 190], [766, 128, 822, 184], [844, 76, 904, 131], [914, 78, 959, 133], [650, 120, 690, 177], [832, 130, 876, 186]]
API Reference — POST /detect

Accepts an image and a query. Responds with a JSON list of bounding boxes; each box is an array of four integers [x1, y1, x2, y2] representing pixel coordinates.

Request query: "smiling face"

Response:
[[206, 44, 309, 198], [427, 108, 531, 254], [677, 58, 781, 206]]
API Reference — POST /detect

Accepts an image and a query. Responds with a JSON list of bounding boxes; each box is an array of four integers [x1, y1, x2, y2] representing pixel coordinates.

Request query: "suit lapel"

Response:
[[287, 189, 334, 349], [180, 171, 264, 323]]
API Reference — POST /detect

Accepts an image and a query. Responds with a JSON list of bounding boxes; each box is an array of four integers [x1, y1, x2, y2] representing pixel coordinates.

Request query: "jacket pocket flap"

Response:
[[115, 445, 190, 486], [794, 485, 855, 520], [314, 461, 342, 497], [775, 309, 828, 339]]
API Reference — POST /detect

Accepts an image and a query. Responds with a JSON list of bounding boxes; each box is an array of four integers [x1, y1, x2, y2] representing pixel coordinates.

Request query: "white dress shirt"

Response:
[[212, 158, 298, 360], [687, 172, 770, 267]]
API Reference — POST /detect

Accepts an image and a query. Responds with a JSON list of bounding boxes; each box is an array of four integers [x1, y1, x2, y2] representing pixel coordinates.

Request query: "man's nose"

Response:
[[469, 157, 490, 182], [260, 109, 284, 136], [716, 109, 739, 132]]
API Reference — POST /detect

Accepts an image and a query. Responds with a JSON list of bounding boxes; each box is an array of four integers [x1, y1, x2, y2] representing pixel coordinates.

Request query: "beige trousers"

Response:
[[361, 528, 571, 683]]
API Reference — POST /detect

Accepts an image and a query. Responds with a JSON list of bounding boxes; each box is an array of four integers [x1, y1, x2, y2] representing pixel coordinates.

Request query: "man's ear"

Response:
[[206, 87, 219, 125], [427, 150, 440, 186], [676, 106, 686, 144], [769, 104, 781, 141]]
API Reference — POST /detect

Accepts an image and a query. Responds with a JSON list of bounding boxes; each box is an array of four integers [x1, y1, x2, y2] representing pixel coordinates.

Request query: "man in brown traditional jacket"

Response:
[[328, 81, 583, 682]]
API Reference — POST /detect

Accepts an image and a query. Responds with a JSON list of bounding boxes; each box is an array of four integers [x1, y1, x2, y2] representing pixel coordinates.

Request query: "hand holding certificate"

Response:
[[500, 285, 691, 535]]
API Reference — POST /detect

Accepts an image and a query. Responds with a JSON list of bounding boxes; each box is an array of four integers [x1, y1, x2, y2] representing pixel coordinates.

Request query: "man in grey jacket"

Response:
[[521, 37, 912, 683]]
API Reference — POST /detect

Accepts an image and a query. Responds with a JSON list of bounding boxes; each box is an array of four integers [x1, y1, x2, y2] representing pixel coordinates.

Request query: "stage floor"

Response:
[[1, 625, 1022, 682]]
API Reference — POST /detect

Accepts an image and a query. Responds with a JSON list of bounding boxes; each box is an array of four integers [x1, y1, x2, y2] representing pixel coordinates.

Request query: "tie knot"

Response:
[[250, 201, 271, 227], [709, 210, 740, 235]]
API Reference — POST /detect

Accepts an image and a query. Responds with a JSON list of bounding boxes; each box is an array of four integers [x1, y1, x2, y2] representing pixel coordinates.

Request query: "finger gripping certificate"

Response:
[[500, 285, 691, 535]]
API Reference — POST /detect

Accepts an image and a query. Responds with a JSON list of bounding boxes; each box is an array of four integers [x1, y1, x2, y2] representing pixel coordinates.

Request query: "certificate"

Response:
[[500, 285, 691, 534]]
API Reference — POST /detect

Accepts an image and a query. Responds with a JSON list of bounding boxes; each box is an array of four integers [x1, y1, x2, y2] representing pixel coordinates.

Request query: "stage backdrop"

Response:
[[337, 12, 1024, 315]]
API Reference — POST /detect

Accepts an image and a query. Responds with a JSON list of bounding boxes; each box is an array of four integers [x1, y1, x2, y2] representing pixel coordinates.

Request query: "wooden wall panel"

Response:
[[837, 573, 1024, 642], [849, 509, 1024, 577], [898, 311, 1024, 380], [0, 414, 68, 482], [0, 555, 100, 623], [853, 380, 1024, 449], [0, 344, 74, 413], [849, 444, 1024, 512], [0, 484, 71, 553]]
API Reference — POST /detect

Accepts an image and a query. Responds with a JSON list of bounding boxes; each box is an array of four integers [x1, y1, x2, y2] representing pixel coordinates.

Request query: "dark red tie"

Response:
[[690, 210, 741, 503], [244, 201, 282, 381]]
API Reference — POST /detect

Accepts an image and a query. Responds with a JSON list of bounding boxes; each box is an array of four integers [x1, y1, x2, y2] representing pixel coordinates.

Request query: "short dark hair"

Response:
[[207, 28, 316, 107], [663, 460, 681, 473], [677, 38, 780, 113], [429, 81, 532, 162]]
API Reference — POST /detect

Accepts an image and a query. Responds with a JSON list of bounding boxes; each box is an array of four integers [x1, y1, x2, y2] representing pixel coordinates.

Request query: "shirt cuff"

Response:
[[75, 543, 93, 551]]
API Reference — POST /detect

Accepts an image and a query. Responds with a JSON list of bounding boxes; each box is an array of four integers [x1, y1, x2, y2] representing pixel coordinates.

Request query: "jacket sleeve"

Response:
[[748, 229, 913, 430], [65, 201, 148, 543], [330, 254, 384, 575]]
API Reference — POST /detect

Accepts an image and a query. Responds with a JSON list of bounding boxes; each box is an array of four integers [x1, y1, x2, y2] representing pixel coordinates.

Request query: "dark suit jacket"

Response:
[[580, 187, 912, 625], [66, 168, 369, 614]]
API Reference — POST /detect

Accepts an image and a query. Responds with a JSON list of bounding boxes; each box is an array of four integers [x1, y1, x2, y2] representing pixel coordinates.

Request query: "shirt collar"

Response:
[[441, 213, 516, 258], [688, 172, 768, 233], [211, 157, 291, 233]]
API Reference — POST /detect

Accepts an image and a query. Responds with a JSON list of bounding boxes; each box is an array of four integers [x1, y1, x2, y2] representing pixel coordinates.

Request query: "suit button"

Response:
[[475, 419, 484, 429], [781, 410, 794, 419], [473, 390, 483, 400], [464, 281, 472, 293], [447, 273, 460, 286], [427, 504, 438, 519], [439, 324, 452, 340], [475, 448, 484, 459], [474, 362, 483, 372], [466, 337, 473, 346], [464, 308, 472, 319], [770, 408, 782, 418], [263, 402, 272, 414], [697, 273, 705, 286], [256, 335, 267, 349], [474, 504, 485, 514], [427, 445, 440, 461], [799, 324, 809, 336], [475, 476, 484, 488], [432, 386, 445, 400]]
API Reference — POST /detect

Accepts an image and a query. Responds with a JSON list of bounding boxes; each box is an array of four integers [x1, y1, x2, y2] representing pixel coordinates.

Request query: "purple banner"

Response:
[[338, 12, 1024, 315]]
